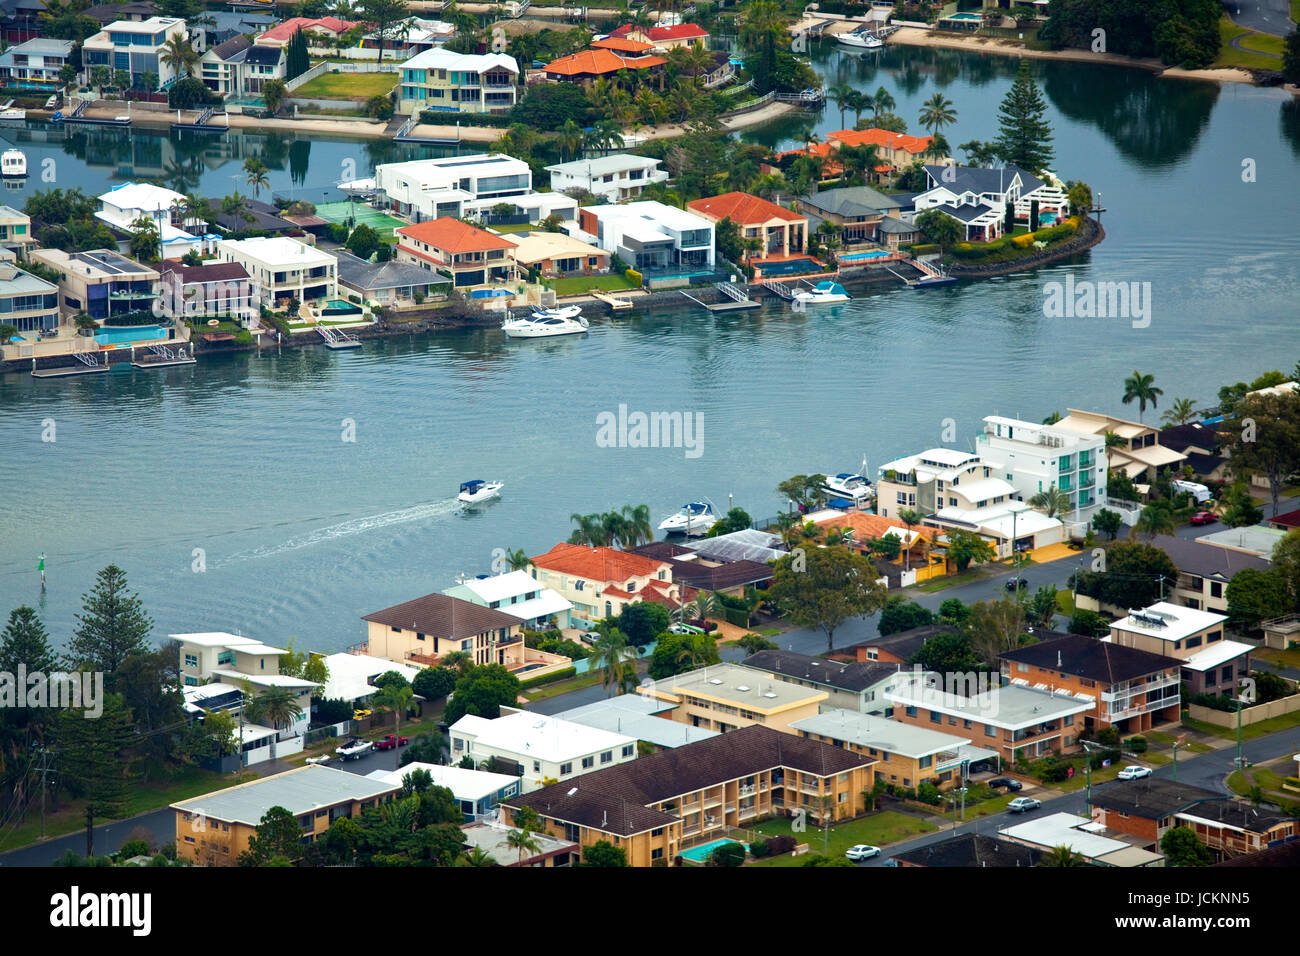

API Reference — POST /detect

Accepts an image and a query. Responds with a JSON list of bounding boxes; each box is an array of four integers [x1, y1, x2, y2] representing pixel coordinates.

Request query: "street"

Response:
[[1229, 0, 1297, 36]]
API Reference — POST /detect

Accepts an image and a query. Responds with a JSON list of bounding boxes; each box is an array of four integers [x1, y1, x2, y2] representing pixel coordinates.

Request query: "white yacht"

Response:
[[657, 502, 715, 536], [501, 307, 589, 339], [1, 149, 26, 178], [837, 29, 884, 49], [822, 473, 873, 505], [793, 280, 850, 304], [458, 479, 503, 504], [0, 100, 25, 122]]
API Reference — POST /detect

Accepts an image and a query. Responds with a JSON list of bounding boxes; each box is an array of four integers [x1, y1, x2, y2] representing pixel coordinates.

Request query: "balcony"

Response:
[[738, 784, 756, 797]]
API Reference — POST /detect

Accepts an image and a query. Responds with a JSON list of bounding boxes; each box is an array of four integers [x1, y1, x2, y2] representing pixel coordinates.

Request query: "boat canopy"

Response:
[[460, 480, 484, 492]]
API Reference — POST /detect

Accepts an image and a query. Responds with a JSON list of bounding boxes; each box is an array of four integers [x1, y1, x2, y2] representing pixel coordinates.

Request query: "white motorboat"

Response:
[[793, 280, 851, 304], [657, 501, 715, 536], [458, 479, 503, 504], [337, 177, 378, 197], [0, 149, 25, 177], [501, 309, 589, 338], [837, 29, 884, 49], [822, 472, 873, 505], [0, 100, 24, 122]]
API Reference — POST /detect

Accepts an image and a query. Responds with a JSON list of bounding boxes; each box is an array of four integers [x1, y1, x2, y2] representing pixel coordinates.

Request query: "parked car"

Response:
[[988, 777, 1023, 792], [1004, 577, 1028, 591], [1117, 765, 1152, 780], [1190, 511, 1218, 526], [373, 734, 410, 751], [1007, 797, 1042, 813], [845, 844, 880, 861], [353, 708, 372, 720]]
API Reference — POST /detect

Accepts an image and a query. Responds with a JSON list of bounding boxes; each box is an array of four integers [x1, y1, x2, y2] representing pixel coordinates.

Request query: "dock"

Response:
[[678, 281, 763, 312], [588, 289, 634, 310], [132, 344, 197, 368], [317, 325, 362, 350], [32, 351, 109, 377]]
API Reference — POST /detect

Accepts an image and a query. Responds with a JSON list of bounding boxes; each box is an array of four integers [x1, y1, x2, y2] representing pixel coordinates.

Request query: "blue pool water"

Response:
[[680, 838, 744, 863], [839, 250, 889, 262], [469, 288, 512, 299], [946, 12, 983, 19], [94, 325, 167, 344]]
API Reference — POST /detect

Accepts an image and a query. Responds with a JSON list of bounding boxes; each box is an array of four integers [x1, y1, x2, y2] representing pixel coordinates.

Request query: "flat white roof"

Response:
[[1181, 639, 1254, 673], [553, 696, 718, 748], [230, 642, 288, 656], [96, 16, 184, 34], [1195, 526, 1286, 558], [1000, 812, 1134, 858], [545, 154, 661, 177], [936, 504, 1063, 539], [951, 477, 1018, 502], [218, 236, 336, 267], [587, 199, 713, 233], [886, 671, 1092, 728], [172, 632, 264, 647], [210, 669, 320, 691], [879, 447, 985, 482], [791, 709, 970, 758], [451, 570, 549, 604], [449, 711, 634, 763], [645, 663, 826, 710], [319, 653, 421, 702], [365, 761, 518, 801], [1111, 602, 1227, 642]]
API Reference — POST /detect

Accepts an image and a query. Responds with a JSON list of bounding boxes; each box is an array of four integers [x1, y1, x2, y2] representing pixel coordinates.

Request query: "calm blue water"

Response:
[[1, 46, 1297, 653]]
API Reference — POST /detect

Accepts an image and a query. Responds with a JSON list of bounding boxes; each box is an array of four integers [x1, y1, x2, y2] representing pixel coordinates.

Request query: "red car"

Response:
[[373, 734, 410, 751], [1190, 511, 1218, 526]]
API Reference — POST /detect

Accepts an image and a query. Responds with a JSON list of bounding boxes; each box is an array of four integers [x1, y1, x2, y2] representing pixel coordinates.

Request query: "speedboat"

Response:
[[501, 308, 588, 339], [657, 502, 715, 536], [822, 473, 873, 505], [793, 281, 850, 304], [1, 149, 25, 178], [0, 100, 24, 122], [458, 479, 503, 504], [837, 29, 884, 49]]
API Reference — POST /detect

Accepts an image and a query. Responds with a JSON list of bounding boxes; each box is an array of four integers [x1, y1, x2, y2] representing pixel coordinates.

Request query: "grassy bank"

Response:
[[746, 811, 938, 865], [550, 274, 639, 296], [294, 72, 398, 100], [1215, 18, 1285, 70]]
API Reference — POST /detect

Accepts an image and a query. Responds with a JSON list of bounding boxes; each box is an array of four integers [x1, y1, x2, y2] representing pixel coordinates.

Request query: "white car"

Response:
[[1007, 797, 1041, 813], [1117, 765, 1152, 780], [668, 623, 704, 635], [845, 844, 880, 861]]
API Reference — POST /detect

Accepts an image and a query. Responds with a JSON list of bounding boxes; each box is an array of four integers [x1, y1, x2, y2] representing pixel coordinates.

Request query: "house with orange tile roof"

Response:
[[776, 128, 952, 183], [543, 47, 667, 84], [685, 192, 809, 267], [394, 217, 518, 288], [591, 36, 655, 54], [609, 22, 709, 49], [810, 510, 947, 579], [257, 16, 358, 47], [528, 543, 681, 622]]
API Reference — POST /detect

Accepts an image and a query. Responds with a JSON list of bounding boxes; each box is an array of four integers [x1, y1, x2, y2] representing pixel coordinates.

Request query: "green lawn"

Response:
[[1215, 18, 1285, 69], [1183, 709, 1300, 741], [1256, 647, 1300, 670], [747, 810, 938, 865], [518, 669, 607, 702], [914, 569, 981, 592], [292, 71, 397, 100], [550, 274, 639, 296]]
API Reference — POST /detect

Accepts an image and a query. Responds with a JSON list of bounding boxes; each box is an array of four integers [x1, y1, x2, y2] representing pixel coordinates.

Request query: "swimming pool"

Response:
[[94, 325, 168, 345], [946, 12, 983, 19], [680, 838, 745, 864], [839, 250, 890, 262], [322, 299, 363, 316], [469, 288, 512, 299]]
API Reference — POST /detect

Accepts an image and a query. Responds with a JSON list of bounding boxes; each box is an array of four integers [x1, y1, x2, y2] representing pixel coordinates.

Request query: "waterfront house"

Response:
[[1109, 603, 1251, 698], [782, 128, 951, 184], [0, 38, 72, 89], [975, 414, 1110, 529], [1157, 422, 1228, 482], [501, 724, 874, 865], [334, 250, 450, 308], [797, 184, 904, 247], [0, 0, 44, 46], [365, 762, 522, 822], [374, 154, 575, 225], [215, 236, 338, 307], [29, 248, 159, 322], [911, 164, 1067, 237], [0, 263, 58, 334], [157, 259, 257, 326], [590, 36, 656, 54], [886, 671, 1093, 764], [172, 765, 400, 866], [577, 200, 715, 273], [544, 154, 669, 203], [199, 34, 287, 99], [1054, 408, 1187, 485], [636, 663, 828, 735], [397, 47, 519, 115], [686, 191, 809, 270], [203, 195, 296, 234], [360, 17, 456, 59], [608, 22, 710, 50], [461, 820, 578, 866], [549, 696, 720, 750], [741, 649, 901, 714], [999, 633, 1182, 735], [543, 48, 666, 85], [507, 230, 610, 279], [443, 569, 574, 630], [0, 204, 34, 255], [528, 542, 679, 622], [81, 16, 188, 91], [256, 16, 359, 48], [449, 711, 637, 793], [361, 590, 523, 669], [394, 217, 518, 288], [96, 181, 208, 258], [999, 811, 1164, 866], [630, 540, 775, 598], [792, 708, 992, 791], [187, 10, 278, 49]]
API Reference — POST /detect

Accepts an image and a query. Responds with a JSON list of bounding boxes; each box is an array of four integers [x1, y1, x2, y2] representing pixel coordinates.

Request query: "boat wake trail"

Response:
[[220, 499, 460, 565]]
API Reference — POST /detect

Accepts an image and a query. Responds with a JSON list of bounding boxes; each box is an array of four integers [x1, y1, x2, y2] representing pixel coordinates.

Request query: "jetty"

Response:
[[132, 343, 197, 368], [31, 351, 109, 377], [317, 325, 362, 350], [678, 281, 761, 312], [589, 289, 633, 310]]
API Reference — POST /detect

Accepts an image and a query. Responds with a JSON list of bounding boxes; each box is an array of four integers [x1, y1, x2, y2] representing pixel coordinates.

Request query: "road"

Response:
[[1228, 0, 1296, 36]]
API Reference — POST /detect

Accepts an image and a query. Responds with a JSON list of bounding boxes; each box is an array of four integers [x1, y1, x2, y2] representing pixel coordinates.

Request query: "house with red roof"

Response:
[[686, 191, 811, 274], [257, 16, 358, 47], [609, 22, 709, 49], [543, 47, 666, 84], [394, 217, 518, 288], [528, 543, 681, 622]]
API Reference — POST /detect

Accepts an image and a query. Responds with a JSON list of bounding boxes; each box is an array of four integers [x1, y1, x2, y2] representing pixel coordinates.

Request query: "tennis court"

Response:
[[315, 201, 408, 238]]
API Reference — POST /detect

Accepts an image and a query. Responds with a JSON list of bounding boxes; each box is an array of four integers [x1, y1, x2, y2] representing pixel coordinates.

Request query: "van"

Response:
[[1171, 479, 1212, 503]]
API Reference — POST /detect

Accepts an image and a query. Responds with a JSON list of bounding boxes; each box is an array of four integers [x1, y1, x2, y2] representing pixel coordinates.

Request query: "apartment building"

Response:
[[394, 217, 518, 288], [637, 663, 827, 734], [975, 414, 1109, 526], [361, 591, 523, 669], [172, 765, 400, 866], [397, 47, 519, 114], [741, 649, 900, 713], [577, 200, 715, 272], [999, 633, 1182, 735], [503, 724, 874, 865], [1055, 408, 1187, 484], [528, 543, 678, 622], [81, 16, 188, 91], [1109, 603, 1252, 697], [545, 154, 669, 203], [0, 38, 73, 89], [215, 236, 338, 306], [448, 711, 637, 793], [0, 263, 58, 334], [29, 247, 159, 321]]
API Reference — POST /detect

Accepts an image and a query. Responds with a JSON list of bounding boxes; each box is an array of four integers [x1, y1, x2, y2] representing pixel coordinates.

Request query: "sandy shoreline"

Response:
[[889, 27, 1258, 85]]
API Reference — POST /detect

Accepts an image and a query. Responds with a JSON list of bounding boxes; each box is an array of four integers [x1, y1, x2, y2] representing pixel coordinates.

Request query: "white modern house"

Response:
[[545, 155, 669, 203], [81, 16, 189, 91], [449, 711, 637, 793], [0, 38, 74, 89], [442, 570, 575, 630], [396, 47, 519, 115], [199, 34, 287, 98], [373, 154, 576, 224], [215, 236, 338, 306], [96, 181, 211, 258], [575, 200, 715, 271], [364, 762, 521, 821]]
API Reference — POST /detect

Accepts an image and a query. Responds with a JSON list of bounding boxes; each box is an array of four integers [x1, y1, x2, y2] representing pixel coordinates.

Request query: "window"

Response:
[[560, 762, 572, 775], [1017, 663, 1028, 673], [985, 723, 997, 738], [533, 760, 540, 772], [905, 706, 917, 718], [651, 847, 664, 860], [948, 715, 957, 726], [1221, 665, 1233, 683], [582, 756, 594, 769], [1207, 630, 1222, 643], [1186, 636, 1202, 649], [930, 710, 942, 724], [963, 719, 972, 729], [1210, 581, 1223, 599], [918, 755, 932, 769], [184, 654, 198, 668], [621, 745, 634, 758], [600, 750, 613, 764]]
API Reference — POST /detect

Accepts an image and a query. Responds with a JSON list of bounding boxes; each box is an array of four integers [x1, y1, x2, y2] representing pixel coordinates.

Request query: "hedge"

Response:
[[421, 110, 513, 128], [519, 666, 577, 690], [909, 243, 939, 256]]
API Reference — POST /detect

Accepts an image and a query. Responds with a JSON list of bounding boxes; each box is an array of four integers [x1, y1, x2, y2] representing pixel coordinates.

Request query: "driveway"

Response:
[[1227, 0, 1296, 36]]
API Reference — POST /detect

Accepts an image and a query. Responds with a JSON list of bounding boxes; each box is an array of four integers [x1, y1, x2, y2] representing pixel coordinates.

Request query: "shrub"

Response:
[[909, 243, 940, 256], [766, 835, 797, 855], [916, 781, 942, 805], [748, 838, 770, 858], [707, 842, 747, 867], [1125, 735, 1148, 754], [1011, 232, 1035, 249], [234, 329, 253, 345], [518, 666, 576, 689], [625, 268, 643, 287], [117, 839, 150, 859]]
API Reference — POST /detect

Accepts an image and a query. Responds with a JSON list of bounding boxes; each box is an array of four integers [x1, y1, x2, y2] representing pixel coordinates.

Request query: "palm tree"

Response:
[[246, 687, 304, 759], [620, 504, 653, 548], [872, 86, 895, 120], [568, 512, 604, 546], [160, 35, 200, 81], [243, 157, 270, 200], [1041, 844, 1086, 867], [1121, 370, 1164, 423], [897, 508, 925, 571], [1160, 397, 1197, 427], [440, 650, 473, 674], [507, 827, 541, 864], [846, 90, 870, 128], [558, 119, 583, 162], [503, 548, 532, 572], [674, 635, 712, 672], [1132, 502, 1176, 541], [461, 846, 497, 866], [832, 84, 854, 129], [918, 92, 957, 136], [1103, 430, 1127, 450], [588, 628, 637, 697], [600, 510, 630, 549], [372, 682, 415, 767], [1028, 485, 1072, 519], [688, 590, 717, 625]]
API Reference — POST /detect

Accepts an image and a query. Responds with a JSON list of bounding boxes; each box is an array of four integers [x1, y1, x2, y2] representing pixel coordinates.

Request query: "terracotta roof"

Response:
[[544, 49, 666, 76], [361, 592, 519, 640], [1270, 509, 1300, 529], [812, 511, 942, 548], [647, 24, 709, 41], [396, 217, 517, 254], [530, 543, 667, 583], [686, 191, 804, 225], [259, 16, 358, 43], [830, 127, 935, 155], [590, 37, 654, 53]]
